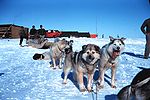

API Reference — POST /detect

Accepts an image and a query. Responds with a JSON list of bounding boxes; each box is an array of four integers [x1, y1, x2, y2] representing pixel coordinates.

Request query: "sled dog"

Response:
[[33, 39, 71, 69], [117, 68, 150, 100], [63, 44, 100, 92], [97, 36, 126, 89]]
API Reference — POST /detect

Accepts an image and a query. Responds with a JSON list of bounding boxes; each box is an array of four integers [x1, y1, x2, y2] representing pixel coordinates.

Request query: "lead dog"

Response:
[[117, 68, 150, 100], [33, 39, 71, 69], [63, 44, 100, 92], [97, 36, 126, 89]]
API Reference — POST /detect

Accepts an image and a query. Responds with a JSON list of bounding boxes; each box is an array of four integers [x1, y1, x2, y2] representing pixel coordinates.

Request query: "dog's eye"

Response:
[[87, 51, 90, 54], [114, 44, 116, 45], [119, 44, 121, 45], [92, 51, 95, 54]]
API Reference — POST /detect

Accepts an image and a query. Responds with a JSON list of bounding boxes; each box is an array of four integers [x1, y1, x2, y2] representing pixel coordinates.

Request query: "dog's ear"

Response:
[[70, 40, 73, 43], [117, 85, 131, 100], [82, 45, 87, 51], [68, 40, 73, 46], [94, 45, 100, 53], [109, 36, 114, 41], [121, 37, 126, 41]]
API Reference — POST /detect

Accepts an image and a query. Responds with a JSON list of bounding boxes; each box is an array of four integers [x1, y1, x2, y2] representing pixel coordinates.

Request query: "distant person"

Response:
[[102, 34, 104, 38], [38, 25, 46, 42], [29, 25, 37, 39], [19, 26, 27, 47], [141, 18, 150, 59]]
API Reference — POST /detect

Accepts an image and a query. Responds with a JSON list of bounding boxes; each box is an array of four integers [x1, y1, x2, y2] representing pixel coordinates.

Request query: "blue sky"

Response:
[[0, 0, 150, 38]]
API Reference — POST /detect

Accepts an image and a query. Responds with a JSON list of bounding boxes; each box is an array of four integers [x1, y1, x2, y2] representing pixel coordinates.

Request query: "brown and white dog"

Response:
[[97, 36, 126, 89], [63, 44, 100, 92]]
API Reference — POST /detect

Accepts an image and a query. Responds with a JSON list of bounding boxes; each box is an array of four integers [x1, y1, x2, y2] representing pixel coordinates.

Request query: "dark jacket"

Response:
[[20, 29, 26, 38], [30, 28, 37, 35], [38, 29, 46, 35], [141, 18, 150, 34]]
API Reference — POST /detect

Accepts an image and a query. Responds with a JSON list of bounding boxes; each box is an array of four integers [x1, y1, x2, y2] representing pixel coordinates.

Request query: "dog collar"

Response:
[[57, 44, 63, 52]]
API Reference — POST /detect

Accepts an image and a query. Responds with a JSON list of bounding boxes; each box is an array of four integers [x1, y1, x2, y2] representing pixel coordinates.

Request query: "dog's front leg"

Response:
[[78, 72, 86, 92], [63, 65, 72, 84], [87, 73, 93, 92], [111, 66, 116, 88]]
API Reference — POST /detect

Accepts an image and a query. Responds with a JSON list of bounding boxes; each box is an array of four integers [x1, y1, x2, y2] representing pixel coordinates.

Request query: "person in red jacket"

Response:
[[141, 18, 150, 59]]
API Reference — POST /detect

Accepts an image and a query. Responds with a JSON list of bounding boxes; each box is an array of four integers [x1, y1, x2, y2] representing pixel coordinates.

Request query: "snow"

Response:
[[0, 38, 149, 100]]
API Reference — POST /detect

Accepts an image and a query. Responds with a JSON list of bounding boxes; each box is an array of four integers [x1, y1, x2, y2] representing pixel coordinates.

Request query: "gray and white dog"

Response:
[[33, 39, 71, 69], [63, 44, 101, 92], [117, 68, 150, 100], [97, 36, 126, 89]]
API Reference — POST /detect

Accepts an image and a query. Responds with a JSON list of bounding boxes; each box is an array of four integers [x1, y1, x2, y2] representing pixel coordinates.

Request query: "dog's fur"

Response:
[[97, 36, 126, 89], [33, 39, 71, 69], [117, 68, 150, 100], [63, 44, 100, 92]]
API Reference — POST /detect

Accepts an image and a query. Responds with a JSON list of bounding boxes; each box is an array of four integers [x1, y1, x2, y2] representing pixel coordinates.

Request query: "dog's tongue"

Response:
[[112, 51, 120, 59]]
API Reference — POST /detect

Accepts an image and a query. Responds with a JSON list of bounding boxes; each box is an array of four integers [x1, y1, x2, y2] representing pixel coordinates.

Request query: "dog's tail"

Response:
[[117, 85, 132, 100]]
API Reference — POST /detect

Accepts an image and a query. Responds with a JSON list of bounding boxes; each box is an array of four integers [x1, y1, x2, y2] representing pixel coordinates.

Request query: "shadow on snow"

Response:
[[122, 52, 147, 58]]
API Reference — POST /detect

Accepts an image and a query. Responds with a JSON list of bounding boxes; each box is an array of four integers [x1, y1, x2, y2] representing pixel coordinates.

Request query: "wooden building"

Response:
[[0, 24, 29, 38]]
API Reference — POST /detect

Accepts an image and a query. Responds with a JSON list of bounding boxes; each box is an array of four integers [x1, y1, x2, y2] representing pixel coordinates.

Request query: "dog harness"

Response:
[[81, 58, 99, 74]]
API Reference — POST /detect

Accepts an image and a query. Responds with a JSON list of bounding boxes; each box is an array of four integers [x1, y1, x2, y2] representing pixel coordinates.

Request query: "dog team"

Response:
[[32, 36, 150, 100]]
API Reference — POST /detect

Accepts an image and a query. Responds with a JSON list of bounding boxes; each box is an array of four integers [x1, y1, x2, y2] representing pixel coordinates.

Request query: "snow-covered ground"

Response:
[[0, 38, 149, 100]]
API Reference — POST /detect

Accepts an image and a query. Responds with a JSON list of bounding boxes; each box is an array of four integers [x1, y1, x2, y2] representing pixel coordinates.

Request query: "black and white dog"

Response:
[[97, 36, 126, 89], [117, 68, 150, 100]]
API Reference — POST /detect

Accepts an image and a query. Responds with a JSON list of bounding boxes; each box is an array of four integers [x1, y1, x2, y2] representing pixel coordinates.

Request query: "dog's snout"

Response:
[[88, 55, 92, 59], [117, 47, 120, 50]]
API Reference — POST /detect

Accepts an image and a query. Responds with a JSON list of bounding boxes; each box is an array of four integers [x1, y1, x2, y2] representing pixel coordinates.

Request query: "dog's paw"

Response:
[[62, 80, 67, 84], [62, 82, 67, 84], [111, 85, 117, 88], [80, 88, 87, 92], [97, 85, 104, 89], [53, 67, 57, 70], [79, 85, 87, 92], [87, 86, 93, 92], [87, 89, 93, 92], [58, 66, 62, 69]]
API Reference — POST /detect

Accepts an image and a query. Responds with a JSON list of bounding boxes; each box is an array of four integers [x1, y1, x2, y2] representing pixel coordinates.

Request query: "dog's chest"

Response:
[[80, 64, 95, 74]]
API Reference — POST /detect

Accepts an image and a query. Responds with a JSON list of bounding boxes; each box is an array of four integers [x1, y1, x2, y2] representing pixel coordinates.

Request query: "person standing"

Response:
[[19, 26, 27, 47], [29, 25, 37, 39], [38, 25, 46, 42], [141, 18, 150, 59]]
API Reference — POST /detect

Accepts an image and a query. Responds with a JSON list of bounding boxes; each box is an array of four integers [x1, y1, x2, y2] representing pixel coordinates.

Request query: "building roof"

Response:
[[0, 24, 24, 28]]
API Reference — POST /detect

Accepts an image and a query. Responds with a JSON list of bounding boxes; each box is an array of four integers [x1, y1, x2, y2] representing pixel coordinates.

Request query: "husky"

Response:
[[97, 36, 126, 89], [33, 39, 71, 69], [117, 68, 150, 100], [63, 44, 100, 92]]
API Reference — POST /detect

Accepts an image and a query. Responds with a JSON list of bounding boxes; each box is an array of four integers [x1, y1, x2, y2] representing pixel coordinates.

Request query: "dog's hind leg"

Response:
[[98, 67, 106, 89], [59, 57, 62, 69], [52, 58, 57, 69]]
